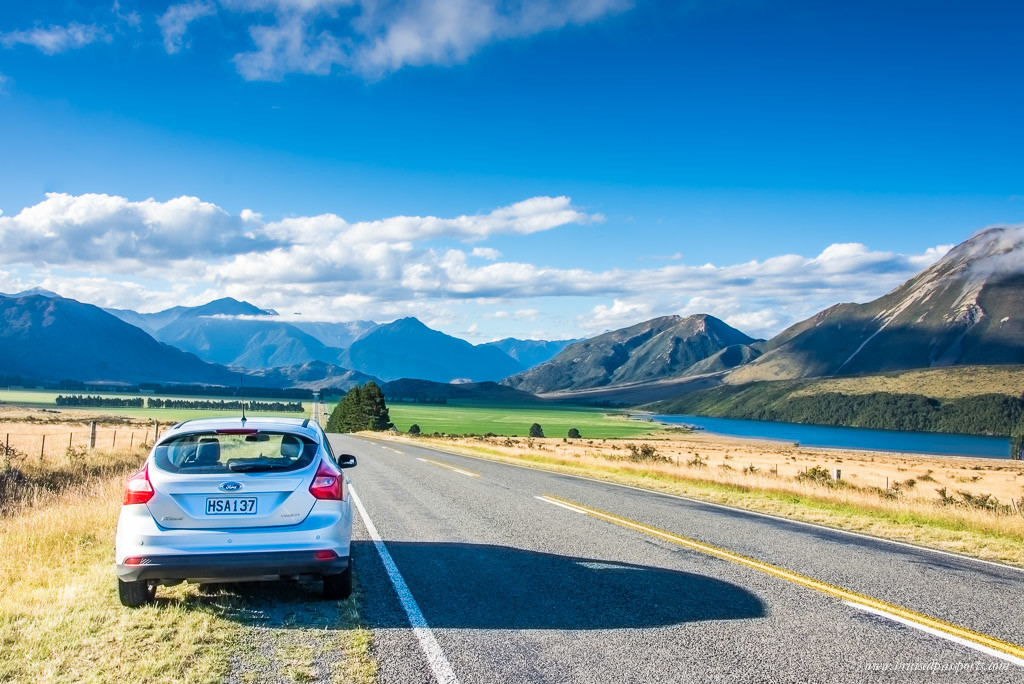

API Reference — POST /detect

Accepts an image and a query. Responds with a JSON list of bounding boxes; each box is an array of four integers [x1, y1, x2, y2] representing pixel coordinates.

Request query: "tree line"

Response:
[[327, 382, 393, 433], [146, 398, 304, 412], [55, 395, 144, 408], [657, 384, 1024, 444]]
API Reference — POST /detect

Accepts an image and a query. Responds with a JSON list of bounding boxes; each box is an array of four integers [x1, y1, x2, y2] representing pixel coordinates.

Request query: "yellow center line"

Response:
[[536, 494, 1024, 665], [416, 457, 481, 478]]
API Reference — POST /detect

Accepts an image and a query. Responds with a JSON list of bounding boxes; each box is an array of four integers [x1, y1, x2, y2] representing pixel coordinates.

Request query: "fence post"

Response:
[[89, 422, 97, 449], [40, 435, 46, 462], [129, 432, 134, 448], [69, 433, 73, 450], [112, 430, 117, 448], [152, 421, 159, 444]]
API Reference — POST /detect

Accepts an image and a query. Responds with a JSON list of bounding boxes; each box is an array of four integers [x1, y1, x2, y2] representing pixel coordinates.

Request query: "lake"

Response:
[[651, 414, 1012, 459]]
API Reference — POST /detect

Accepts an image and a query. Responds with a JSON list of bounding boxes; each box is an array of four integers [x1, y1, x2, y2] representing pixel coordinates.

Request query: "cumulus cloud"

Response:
[[159, 1, 218, 53], [1, 191, 960, 339], [0, 193, 270, 269], [0, 23, 111, 54]]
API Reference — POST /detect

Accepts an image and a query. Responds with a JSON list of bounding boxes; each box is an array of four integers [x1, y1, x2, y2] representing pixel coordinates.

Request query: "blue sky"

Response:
[[1, 1, 1022, 341]]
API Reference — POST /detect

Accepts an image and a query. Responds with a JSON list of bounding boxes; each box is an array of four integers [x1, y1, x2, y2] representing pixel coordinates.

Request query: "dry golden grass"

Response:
[[384, 433, 1024, 567], [786, 364, 1024, 400], [1, 416, 160, 466], [0, 422, 376, 684], [0, 474, 237, 683]]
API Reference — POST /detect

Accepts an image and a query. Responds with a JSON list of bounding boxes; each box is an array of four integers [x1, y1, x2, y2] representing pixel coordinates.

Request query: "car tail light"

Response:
[[123, 556, 145, 566], [122, 465, 154, 505], [309, 460, 342, 500], [314, 550, 338, 561]]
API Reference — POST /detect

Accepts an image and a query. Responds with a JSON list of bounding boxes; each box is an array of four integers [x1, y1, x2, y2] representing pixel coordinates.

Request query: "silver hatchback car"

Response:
[[114, 417, 356, 606]]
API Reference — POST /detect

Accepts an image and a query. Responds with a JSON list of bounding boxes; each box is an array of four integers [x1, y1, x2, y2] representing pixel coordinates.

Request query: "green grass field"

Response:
[[0, 388, 311, 422], [387, 403, 663, 438], [1, 388, 661, 438]]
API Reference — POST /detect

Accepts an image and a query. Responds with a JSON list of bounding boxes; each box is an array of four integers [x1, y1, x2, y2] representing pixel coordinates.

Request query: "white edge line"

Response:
[[535, 495, 586, 514], [348, 485, 460, 684], [372, 438, 1024, 575], [416, 457, 480, 478], [844, 601, 1024, 669]]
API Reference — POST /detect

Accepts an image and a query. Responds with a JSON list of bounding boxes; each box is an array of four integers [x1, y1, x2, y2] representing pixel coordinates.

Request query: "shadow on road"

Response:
[[355, 540, 766, 629], [166, 540, 765, 632]]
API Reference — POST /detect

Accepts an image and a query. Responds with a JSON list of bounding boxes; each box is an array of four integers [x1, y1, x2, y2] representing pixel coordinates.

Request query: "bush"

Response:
[[408, 423, 421, 436], [567, 428, 581, 439], [796, 466, 836, 487], [529, 423, 544, 438]]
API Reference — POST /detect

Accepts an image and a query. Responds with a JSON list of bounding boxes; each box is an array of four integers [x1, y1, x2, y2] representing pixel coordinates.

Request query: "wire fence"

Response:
[[2, 423, 165, 463]]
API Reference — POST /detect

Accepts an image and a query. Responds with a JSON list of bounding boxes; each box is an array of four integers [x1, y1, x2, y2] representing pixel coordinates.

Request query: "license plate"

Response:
[[206, 497, 257, 515]]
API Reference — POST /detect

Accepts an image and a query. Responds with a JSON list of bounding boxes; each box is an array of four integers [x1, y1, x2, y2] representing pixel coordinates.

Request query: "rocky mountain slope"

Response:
[[728, 227, 1024, 383], [502, 314, 758, 393]]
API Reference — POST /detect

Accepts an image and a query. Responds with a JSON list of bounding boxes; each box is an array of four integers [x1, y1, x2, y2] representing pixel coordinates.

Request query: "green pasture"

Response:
[[0, 389, 312, 422], [386, 402, 663, 438]]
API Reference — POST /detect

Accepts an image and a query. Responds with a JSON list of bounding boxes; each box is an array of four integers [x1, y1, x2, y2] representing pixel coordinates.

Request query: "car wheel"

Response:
[[323, 559, 352, 600], [118, 578, 156, 607]]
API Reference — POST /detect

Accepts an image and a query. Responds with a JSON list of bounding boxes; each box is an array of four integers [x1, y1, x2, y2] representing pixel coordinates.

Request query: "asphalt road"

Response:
[[330, 434, 1024, 683]]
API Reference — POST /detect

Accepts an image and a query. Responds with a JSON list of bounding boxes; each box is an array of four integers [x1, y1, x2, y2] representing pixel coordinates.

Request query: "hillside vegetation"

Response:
[[783, 365, 1024, 400], [654, 369, 1024, 437]]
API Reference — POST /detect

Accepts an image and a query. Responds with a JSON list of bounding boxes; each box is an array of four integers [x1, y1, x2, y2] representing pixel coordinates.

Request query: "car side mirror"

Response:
[[337, 453, 358, 468]]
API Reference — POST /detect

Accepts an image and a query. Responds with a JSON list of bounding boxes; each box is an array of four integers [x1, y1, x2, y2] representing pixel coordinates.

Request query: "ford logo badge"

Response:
[[219, 482, 243, 492]]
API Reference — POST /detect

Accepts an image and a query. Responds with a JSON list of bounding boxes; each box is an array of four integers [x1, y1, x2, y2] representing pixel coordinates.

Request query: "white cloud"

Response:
[[0, 23, 111, 55], [158, 1, 218, 54], [351, 0, 632, 77], [225, 0, 632, 81], [0, 72, 8, 94], [471, 247, 501, 260], [1, 191, 962, 340], [0, 192, 270, 269]]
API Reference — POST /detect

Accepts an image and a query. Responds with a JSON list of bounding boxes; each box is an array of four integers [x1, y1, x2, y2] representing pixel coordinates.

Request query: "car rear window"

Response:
[[153, 431, 317, 474]]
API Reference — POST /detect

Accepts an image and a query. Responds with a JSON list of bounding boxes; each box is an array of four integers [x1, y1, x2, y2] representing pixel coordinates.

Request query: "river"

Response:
[[651, 414, 1011, 459]]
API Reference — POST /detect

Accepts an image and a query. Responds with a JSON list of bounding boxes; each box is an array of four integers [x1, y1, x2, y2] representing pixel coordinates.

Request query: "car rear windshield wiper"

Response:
[[227, 461, 293, 472]]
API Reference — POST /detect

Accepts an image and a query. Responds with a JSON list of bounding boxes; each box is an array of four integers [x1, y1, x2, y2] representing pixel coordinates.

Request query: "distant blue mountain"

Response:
[[0, 294, 240, 385], [108, 298, 349, 370], [340, 317, 524, 382], [485, 337, 578, 369], [290, 320, 378, 349]]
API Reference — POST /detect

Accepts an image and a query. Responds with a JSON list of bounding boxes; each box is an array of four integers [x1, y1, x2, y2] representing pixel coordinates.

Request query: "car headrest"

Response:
[[195, 437, 221, 465], [280, 434, 303, 459]]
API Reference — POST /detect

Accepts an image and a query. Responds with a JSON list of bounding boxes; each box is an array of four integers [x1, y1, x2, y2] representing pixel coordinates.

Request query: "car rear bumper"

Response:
[[116, 550, 350, 582]]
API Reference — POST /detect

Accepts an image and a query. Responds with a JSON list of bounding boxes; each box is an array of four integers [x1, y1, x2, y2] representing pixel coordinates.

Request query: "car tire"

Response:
[[323, 560, 352, 600], [118, 578, 155, 607]]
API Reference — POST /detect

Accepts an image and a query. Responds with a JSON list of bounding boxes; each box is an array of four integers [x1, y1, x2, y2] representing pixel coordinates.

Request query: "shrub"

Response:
[[625, 443, 665, 462], [567, 428, 581, 439], [408, 424, 421, 436], [796, 466, 836, 487], [686, 455, 707, 468], [529, 423, 544, 438]]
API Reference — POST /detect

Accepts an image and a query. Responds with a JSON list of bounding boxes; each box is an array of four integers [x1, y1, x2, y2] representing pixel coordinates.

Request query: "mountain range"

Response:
[[3, 227, 1022, 396], [503, 314, 758, 393], [726, 227, 1024, 384], [0, 294, 239, 385], [3, 293, 567, 388]]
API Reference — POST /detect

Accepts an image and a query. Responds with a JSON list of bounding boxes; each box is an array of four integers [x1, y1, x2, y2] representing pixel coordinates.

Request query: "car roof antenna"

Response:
[[240, 373, 247, 425]]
